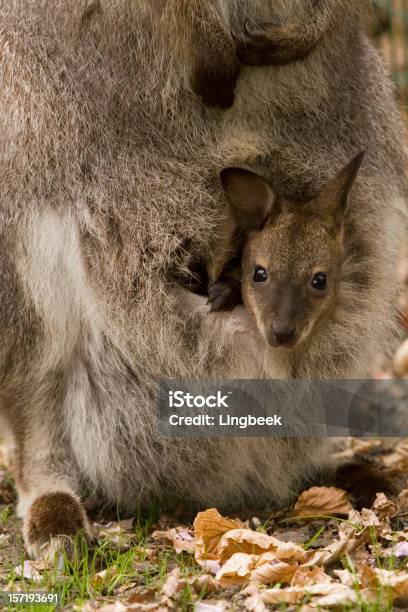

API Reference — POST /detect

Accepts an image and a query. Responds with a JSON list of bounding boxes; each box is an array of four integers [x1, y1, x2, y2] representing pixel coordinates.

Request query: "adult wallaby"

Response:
[[0, 0, 406, 559]]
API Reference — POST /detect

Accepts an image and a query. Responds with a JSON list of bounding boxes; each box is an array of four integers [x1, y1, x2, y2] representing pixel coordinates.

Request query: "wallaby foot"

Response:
[[23, 491, 90, 561], [208, 279, 241, 312], [333, 461, 398, 510]]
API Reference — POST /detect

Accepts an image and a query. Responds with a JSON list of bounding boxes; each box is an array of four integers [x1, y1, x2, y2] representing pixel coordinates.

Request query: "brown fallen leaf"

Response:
[[216, 552, 297, 587], [125, 587, 158, 606], [244, 584, 304, 609], [372, 492, 397, 519], [293, 487, 352, 519], [368, 568, 408, 601], [194, 602, 228, 612], [91, 566, 118, 589], [161, 568, 182, 599], [304, 537, 358, 567], [98, 603, 129, 612], [256, 588, 304, 606], [160, 567, 219, 604], [245, 581, 359, 609], [339, 508, 388, 540], [383, 530, 408, 542], [193, 509, 242, 564], [152, 527, 195, 554], [309, 583, 359, 608], [291, 565, 332, 587], [250, 554, 297, 585], [217, 529, 306, 565], [215, 553, 255, 586]]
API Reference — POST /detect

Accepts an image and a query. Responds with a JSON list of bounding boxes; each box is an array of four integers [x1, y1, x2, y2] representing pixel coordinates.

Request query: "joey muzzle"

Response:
[[269, 323, 297, 348]]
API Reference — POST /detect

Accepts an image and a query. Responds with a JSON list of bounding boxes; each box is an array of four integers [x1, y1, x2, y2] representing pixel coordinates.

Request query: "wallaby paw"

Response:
[[24, 491, 90, 561], [208, 281, 241, 312], [236, 20, 314, 66]]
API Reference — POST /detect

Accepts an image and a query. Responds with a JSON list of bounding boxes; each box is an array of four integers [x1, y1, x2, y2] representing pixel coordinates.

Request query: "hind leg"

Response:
[[3, 387, 91, 561]]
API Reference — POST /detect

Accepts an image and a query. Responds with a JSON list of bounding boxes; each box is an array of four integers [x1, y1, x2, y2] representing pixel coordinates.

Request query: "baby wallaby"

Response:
[[209, 152, 365, 349]]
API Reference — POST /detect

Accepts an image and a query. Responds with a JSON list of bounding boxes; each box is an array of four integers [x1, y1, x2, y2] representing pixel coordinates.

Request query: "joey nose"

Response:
[[271, 325, 295, 346]]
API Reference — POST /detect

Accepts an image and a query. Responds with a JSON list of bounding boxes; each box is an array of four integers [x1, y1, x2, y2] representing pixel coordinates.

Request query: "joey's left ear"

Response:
[[220, 167, 277, 231], [312, 151, 365, 229]]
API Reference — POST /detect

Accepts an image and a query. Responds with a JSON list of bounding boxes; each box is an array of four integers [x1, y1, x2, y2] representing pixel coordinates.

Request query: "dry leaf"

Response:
[[194, 509, 242, 564], [374, 568, 408, 601], [243, 583, 269, 612], [291, 566, 332, 587], [194, 601, 227, 612], [293, 487, 352, 518], [125, 588, 158, 606], [160, 567, 219, 604], [161, 568, 182, 599], [188, 574, 219, 595], [258, 588, 304, 605], [309, 584, 359, 608], [250, 555, 297, 585], [91, 567, 118, 589], [304, 506, 387, 566], [217, 529, 273, 564], [98, 603, 128, 612], [246, 586, 304, 608], [216, 552, 297, 586], [334, 568, 363, 588], [198, 560, 221, 575], [304, 538, 357, 567], [383, 530, 408, 542], [372, 493, 397, 518], [152, 527, 195, 554], [215, 553, 255, 586], [217, 529, 305, 565]]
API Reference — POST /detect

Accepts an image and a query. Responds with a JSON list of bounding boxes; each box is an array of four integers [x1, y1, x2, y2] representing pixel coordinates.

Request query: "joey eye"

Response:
[[253, 266, 268, 283], [311, 272, 327, 291]]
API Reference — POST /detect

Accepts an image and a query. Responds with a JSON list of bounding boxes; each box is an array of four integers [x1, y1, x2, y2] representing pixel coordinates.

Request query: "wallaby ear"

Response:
[[312, 152, 365, 229], [220, 168, 276, 231]]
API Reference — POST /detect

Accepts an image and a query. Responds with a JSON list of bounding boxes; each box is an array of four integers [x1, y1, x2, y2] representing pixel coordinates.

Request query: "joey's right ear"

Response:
[[220, 168, 276, 231]]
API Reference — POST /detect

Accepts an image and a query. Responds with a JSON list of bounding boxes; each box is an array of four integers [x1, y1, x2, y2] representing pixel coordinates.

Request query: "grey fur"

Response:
[[0, 0, 406, 555]]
